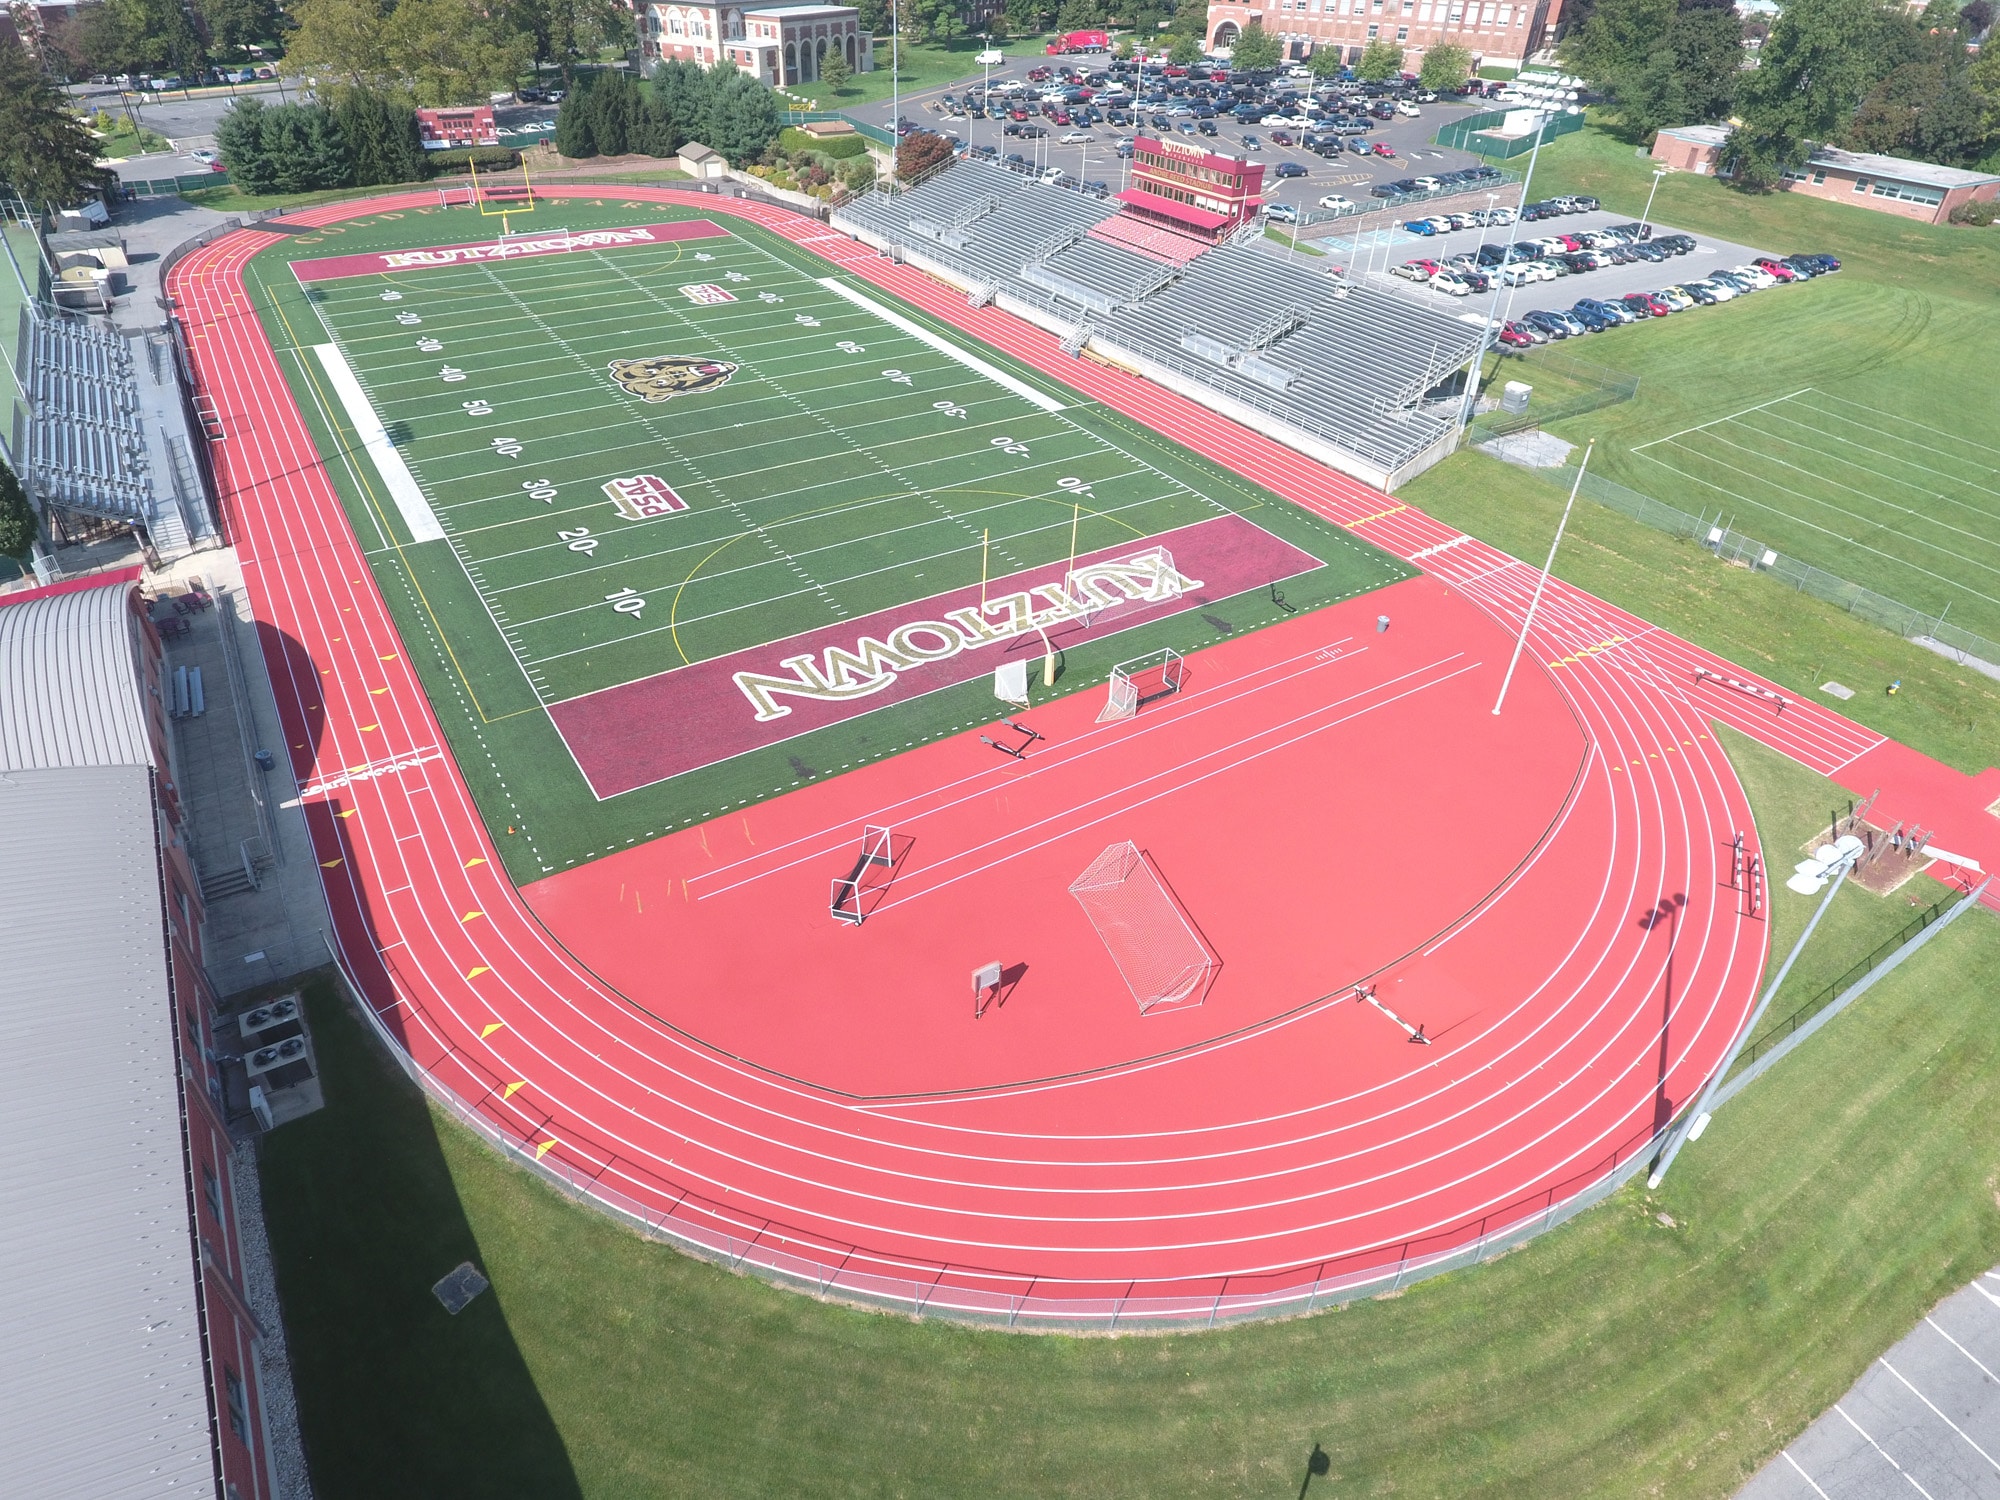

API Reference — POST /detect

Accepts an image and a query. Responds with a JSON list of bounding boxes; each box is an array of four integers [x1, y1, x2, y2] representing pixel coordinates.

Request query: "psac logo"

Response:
[[678, 283, 737, 305], [731, 549, 1198, 722], [606, 354, 738, 403], [603, 474, 688, 520]]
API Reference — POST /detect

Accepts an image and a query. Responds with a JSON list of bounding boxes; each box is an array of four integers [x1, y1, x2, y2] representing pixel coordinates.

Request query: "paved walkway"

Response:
[[1740, 1268, 2000, 1499]]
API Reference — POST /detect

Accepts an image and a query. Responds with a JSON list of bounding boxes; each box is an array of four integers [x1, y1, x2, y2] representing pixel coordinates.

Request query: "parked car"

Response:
[[1520, 310, 1573, 339], [1501, 261, 1554, 286], [1497, 322, 1538, 349], [1265, 201, 1300, 222], [1060, 129, 1092, 142], [1404, 219, 1440, 236], [1274, 161, 1308, 178], [1753, 256, 1801, 281], [1621, 291, 1671, 317], [1683, 278, 1732, 302], [1411, 175, 1441, 191], [1393, 258, 1440, 280], [1371, 142, 1396, 157], [1317, 193, 1353, 210], [1349, 138, 1375, 155], [1569, 302, 1618, 331], [1430, 270, 1474, 296]]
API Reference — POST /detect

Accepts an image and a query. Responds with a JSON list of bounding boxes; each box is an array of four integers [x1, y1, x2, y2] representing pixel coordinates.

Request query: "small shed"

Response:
[[678, 141, 729, 180]]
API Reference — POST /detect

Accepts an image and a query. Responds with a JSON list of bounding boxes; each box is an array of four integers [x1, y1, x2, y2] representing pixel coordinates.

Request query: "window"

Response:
[[1810, 169, 1826, 184], [1403, 0, 1413, 11], [224, 1366, 248, 1444], [1450, 5, 1463, 18], [202, 1163, 222, 1222], [1367, 22, 1379, 36], [1420, 2, 1433, 17], [1852, 176, 1869, 193], [1396, 24, 1408, 38], [1499, 3, 1512, 20], [1871, 180, 1943, 205]]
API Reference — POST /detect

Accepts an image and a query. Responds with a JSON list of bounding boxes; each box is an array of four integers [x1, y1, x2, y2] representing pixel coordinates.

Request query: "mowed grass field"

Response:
[[246, 203, 1403, 879], [258, 731, 2000, 1499], [1502, 126, 2000, 645]]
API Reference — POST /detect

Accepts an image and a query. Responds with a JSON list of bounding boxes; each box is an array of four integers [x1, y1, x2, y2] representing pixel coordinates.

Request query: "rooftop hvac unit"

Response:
[[238, 993, 301, 1042], [246, 1034, 310, 1080]]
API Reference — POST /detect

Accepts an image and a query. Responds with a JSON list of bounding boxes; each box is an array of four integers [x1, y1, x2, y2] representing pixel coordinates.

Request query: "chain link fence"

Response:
[[1433, 107, 1585, 159], [1469, 348, 1640, 439]]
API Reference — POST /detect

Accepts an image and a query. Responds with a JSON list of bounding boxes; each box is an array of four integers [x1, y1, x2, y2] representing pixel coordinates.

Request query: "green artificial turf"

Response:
[[1462, 122, 2000, 647], [241, 201, 1406, 880], [260, 730, 1999, 1499]]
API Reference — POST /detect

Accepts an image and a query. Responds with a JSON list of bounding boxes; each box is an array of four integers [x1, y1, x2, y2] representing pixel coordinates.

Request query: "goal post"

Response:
[[1097, 647, 1185, 723], [830, 824, 896, 925], [1068, 545, 1182, 632], [1067, 841, 1218, 1014]]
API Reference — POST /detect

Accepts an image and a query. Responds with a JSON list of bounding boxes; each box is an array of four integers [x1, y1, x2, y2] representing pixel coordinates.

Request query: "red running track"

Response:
[[166, 187, 1991, 1322]]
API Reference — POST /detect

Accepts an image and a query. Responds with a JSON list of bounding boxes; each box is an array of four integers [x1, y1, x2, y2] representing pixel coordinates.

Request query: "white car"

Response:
[[1733, 263, 1778, 288], [190, 148, 220, 164], [1317, 193, 1354, 210], [1429, 270, 1473, 296], [1271, 113, 1314, 130], [1502, 261, 1555, 286], [1264, 201, 1299, 223], [1060, 130, 1092, 142], [1038, 165, 1065, 183], [1691, 277, 1737, 301], [1395, 100, 1421, 117]]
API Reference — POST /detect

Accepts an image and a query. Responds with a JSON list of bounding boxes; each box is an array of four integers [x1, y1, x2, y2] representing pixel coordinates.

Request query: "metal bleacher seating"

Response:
[[23, 310, 162, 533], [833, 158, 1486, 482]]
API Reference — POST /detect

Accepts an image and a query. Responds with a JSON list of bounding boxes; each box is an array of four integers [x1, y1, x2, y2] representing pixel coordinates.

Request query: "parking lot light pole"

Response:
[[1640, 167, 1667, 235]]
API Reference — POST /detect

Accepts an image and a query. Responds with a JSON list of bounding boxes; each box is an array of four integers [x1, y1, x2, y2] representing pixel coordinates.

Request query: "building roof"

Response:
[[1657, 124, 1732, 147], [746, 4, 859, 15], [0, 582, 152, 772], [1807, 145, 2000, 190], [678, 141, 725, 161], [0, 762, 219, 1500], [1116, 188, 1234, 230]]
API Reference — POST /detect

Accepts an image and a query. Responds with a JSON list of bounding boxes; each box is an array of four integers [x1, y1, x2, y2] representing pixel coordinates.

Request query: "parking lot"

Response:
[[851, 59, 1499, 216]]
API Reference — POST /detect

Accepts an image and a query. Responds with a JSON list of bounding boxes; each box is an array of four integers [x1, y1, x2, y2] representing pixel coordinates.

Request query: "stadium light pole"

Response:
[[1456, 114, 1551, 441], [1492, 437, 1591, 716], [1647, 846, 1861, 1190], [890, 0, 900, 190], [1639, 167, 1667, 236], [1451, 188, 1503, 433]]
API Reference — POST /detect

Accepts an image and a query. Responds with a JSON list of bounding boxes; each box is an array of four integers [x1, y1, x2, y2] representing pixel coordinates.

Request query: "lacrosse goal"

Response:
[[1097, 647, 1185, 723], [830, 824, 896, 925], [1067, 841, 1218, 1014]]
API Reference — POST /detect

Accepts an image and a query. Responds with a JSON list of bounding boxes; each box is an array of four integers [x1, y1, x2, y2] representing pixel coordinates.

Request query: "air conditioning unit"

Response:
[[238, 993, 301, 1043], [245, 1034, 310, 1080]]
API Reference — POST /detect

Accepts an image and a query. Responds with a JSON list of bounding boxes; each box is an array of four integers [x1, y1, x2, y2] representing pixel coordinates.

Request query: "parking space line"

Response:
[[1879, 1358, 2000, 1476], [1835, 1404, 1941, 1498], [1782, 1451, 1833, 1498]]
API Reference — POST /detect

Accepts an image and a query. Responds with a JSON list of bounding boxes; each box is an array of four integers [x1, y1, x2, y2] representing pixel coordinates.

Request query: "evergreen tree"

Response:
[[216, 96, 278, 193], [555, 81, 600, 155], [0, 459, 36, 564], [334, 89, 428, 186], [819, 49, 851, 95], [217, 99, 354, 193], [587, 68, 643, 155], [0, 34, 111, 209], [699, 65, 781, 165]]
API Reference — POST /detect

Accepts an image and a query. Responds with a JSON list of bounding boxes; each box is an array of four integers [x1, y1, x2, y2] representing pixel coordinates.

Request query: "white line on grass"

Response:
[[815, 277, 1068, 413], [1629, 388, 1817, 452], [310, 343, 445, 543]]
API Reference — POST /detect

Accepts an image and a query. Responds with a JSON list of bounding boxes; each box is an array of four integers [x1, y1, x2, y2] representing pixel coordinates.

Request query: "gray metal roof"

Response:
[[0, 763, 220, 1500], [1808, 145, 2000, 190], [0, 583, 154, 772]]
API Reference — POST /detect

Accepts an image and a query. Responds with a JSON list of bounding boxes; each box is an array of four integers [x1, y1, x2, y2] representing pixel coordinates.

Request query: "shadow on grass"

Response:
[[259, 973, 581, 1499]]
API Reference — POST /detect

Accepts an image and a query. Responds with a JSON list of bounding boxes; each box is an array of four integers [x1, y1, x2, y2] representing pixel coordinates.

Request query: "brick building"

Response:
[[1650, 128, 2000, 226], [1119, 134, 1267, 240], [1207, 0, 1565, 71], [0, 578, 277, 1500], [640, 2, 873, 85], [417, 105, 500, 150]]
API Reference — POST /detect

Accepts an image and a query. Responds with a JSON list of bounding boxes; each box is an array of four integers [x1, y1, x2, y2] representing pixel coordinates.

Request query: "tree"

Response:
[[1231, 21, 1282, 70], [895, 128, 954, 180], [819, 48, 851, 94], [216, 98, 354, 192], [282, 0, 394, 94], [1419, 42, 1474, 90], [0, 35, 110, 210], [333, 89, 427, 185], [1057, 0, 1104, 29], [1356, 38, 1403, 80], [1730, 0, 1887, 186], [553, 87, 598, 155], [0, 460, 37, 564], [1168, 33, 1202, 64], [502, 0, 631, 78], [1305, 44, 1343, 77], [699, 64, 781, 164], [197, 0, 281, 53], [1962, 0, 1993, 33], [1558, 0, 1673, 112], [384, 0, 531, 107], [1115, 36, 1135, 59]]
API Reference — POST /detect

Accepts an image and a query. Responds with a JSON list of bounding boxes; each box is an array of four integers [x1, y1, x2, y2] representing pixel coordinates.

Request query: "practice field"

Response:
[[248, 205, 1402, 877], [1630, 389, 2000, 644]]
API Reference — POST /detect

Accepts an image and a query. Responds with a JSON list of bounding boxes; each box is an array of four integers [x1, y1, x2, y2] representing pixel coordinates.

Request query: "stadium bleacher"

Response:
[[832, 159, 1485, 486]]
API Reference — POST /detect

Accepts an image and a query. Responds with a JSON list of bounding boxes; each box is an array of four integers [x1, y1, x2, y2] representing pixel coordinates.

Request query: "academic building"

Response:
[[1206, 0, 1564, 72], [639, 2, 874, 86]]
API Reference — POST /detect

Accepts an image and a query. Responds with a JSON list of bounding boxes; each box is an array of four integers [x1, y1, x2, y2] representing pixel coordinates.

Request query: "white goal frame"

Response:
[[1067, 841, 1218, 1014], [1097, 646, 1185, 723]]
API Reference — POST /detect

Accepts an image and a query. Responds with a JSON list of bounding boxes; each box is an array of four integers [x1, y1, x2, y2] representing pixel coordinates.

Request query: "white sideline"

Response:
[[310, 343, 444, 543], [814, 277, 1067, 413]]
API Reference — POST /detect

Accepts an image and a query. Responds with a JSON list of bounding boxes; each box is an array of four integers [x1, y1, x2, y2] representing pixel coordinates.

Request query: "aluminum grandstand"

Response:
[[832, 157, 1487, 488]]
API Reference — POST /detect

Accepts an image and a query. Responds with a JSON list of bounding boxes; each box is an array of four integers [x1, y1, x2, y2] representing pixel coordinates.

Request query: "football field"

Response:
[[252, 204, 1404, 874]]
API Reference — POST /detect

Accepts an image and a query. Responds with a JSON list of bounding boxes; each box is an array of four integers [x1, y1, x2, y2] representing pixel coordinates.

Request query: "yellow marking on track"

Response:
[[371, 687, 388, 695], [503, 1080, 525, 1099], [380, 652, 398, 661], [1347, 504, 1407, 526], [465, 856, 485, 868], [359, 723, 378, 732], [535, 1139, 557, 1160], [466, 966, 491, 980], [462, 910, 484, 922], [320, 857, 343, 868], [481, 1021, 504, 1037], [337, 808, 357, 819]]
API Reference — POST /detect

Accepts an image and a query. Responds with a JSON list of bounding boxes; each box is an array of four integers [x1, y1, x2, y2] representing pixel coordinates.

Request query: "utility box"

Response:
[[1501, 380, 1532, 414]]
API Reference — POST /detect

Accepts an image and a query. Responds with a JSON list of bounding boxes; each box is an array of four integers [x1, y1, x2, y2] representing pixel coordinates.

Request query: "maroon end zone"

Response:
[[287, 220, 730, 282], [546, 513, 1321, 798]]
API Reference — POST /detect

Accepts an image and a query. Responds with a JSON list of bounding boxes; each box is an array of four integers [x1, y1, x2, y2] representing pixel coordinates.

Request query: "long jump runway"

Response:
[[165, 185, 1973, 1320]]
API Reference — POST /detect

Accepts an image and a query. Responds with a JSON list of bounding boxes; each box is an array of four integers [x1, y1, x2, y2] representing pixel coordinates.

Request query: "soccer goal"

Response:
[[1067, 841, 1218, 1014], [830, 824, 896, 925], [1097, 647, 1185, 723], [1068, 545, 1182, 632]]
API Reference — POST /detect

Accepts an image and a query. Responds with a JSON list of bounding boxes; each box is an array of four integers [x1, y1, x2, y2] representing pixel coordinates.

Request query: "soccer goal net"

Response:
[[1068, 545, 1182, 631], [1097, 647, 1185, 723], [1067, 841, 1218, 1014], [830, 824, 895, 925]]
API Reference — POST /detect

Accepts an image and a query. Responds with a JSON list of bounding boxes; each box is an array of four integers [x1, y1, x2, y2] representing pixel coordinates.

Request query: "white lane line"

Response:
[[310, 343, 445, 543], [815, 276, 1067, 413], [1924, 1315, 2000, 1386], [1881, 1356, 2000, 1475], [1836, 1403, 1939, 1498], [1783, 1450, 1833, 1499]]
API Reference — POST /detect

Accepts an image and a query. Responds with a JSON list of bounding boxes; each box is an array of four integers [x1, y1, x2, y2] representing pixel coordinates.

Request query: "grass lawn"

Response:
[[92, 119, 173, 158], [261, 730, 1998, 1499], [790, 37, 1008, 111], [1463, 121, 2000, 648], [1402, 451, 2000, 775]]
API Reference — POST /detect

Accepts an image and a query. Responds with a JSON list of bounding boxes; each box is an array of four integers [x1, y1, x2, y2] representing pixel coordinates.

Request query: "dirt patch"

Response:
[[1800, 822, 1933, 897]]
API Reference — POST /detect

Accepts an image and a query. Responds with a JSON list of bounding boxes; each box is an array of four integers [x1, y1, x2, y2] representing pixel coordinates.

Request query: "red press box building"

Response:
[[0, 579, 278, 1500], [1118, 134, 1266, 242], [418, 104, 500, 150]]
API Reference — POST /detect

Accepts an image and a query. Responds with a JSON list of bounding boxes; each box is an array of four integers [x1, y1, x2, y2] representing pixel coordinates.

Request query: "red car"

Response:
[[1269, 131, 1294, 146], [1497, 321, 1539, 348], [1620, 292, 1671, 317], [1372, 142, 1396, 157], [1754, 256, 1800, 281]]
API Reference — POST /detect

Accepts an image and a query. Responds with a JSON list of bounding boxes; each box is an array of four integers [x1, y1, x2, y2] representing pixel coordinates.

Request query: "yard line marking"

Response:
[[1630, 388, 1815, 452], [816, 277, 1068, 413], [310, 343, 445, 542]]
